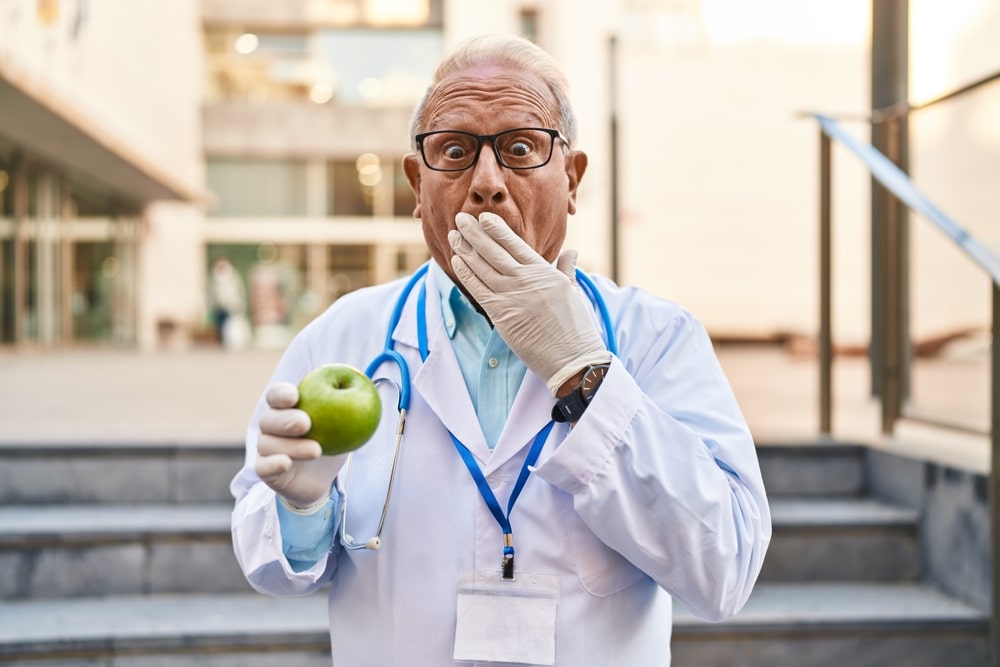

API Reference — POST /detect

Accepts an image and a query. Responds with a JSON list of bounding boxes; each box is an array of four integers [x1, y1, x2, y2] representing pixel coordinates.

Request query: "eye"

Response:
[[442, 143, 467, 160], [496, 130, 546, 164], [508, 141, 533, 157], [498, 133, 537, 156]]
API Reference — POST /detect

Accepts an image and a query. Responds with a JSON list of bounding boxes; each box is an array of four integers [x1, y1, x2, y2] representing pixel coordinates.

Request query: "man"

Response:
[[231, 34, 770, 666]]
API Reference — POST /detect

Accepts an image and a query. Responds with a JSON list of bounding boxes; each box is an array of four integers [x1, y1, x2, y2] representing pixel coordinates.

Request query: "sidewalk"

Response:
[[0, 343, 989, 472], [0, 346, 282, 446]]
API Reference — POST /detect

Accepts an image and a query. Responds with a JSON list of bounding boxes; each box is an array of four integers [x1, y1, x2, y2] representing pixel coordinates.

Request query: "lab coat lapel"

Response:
[[397, 277, 492, 465], [390, 266, 559, 472], [486, 372, 557, 474]]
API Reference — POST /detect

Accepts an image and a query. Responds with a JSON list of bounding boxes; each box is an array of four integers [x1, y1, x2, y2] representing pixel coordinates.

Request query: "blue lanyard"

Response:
[[415, 277, 555, 580], [449, 423, 554, 580]]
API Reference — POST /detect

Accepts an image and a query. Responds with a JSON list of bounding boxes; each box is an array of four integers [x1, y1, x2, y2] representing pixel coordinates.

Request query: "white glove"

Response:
[[449, 211, 610, 394], [255, 382, 349, 510]]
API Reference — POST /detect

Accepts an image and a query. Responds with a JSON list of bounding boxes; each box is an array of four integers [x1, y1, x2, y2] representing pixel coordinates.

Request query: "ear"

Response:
[[565, 150, 588, 215], [402, 153, 423, 218]]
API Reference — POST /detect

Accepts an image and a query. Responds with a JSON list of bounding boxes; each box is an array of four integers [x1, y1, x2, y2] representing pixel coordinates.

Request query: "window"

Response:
[[204, 24, 443, 106], [519, 7, 540, 43], [207, 160, 309, 216], [313, 28, 442, 106], [329, 160, 374, 216], [393, 160, 415, 217], [329, 156, 414, 217], [328, 244, 372, 295]]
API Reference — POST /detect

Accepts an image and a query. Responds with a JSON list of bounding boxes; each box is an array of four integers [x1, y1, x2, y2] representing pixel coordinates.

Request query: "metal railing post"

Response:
[[991, 281, 1000, 666], [608, 34, 620, 284], [819, 129, 833, 435], [881, 116, 904, 434]]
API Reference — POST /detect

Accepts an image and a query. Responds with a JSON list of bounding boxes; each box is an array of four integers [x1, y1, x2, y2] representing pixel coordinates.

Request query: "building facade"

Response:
[[0, 0, 205, 348], [2, 0, 996, 351], [199, 0, 442, 348], [196, 0, 612, 350]]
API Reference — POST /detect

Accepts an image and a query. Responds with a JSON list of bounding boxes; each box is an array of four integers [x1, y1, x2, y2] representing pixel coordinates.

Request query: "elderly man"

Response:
[[231, 33, 770, 666]]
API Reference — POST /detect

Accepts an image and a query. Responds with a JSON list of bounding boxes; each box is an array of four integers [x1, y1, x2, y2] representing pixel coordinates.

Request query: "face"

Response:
[[402, 64, 588, 282]]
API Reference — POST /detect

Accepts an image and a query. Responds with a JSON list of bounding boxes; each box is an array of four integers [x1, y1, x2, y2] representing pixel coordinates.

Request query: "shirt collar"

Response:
[[430, 260, 478, 339]]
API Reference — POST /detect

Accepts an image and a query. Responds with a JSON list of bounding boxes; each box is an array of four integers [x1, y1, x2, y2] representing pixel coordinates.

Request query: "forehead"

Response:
[[421, 64, 559, 132]]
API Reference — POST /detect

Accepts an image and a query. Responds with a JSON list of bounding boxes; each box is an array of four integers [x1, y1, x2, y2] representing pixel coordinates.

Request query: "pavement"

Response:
[[0, 342, 990, 472], [0, 345, 280, 446]]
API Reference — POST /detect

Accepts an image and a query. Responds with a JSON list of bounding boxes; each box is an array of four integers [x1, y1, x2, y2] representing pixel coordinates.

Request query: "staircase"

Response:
[[0, 441, 989, 666], [673, 441, 990, 666], [0, 443, 331, 666]]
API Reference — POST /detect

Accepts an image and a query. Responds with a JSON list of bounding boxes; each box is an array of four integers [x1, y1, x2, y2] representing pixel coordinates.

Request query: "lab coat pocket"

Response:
[[564, 506, 646, 597]]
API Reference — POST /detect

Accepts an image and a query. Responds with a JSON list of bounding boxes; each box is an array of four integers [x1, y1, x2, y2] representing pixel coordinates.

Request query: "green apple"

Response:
[[296, 363, 382, 456]]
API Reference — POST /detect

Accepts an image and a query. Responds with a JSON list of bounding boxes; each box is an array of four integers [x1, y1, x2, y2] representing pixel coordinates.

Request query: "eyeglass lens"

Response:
[[421, 128, 556, 171]]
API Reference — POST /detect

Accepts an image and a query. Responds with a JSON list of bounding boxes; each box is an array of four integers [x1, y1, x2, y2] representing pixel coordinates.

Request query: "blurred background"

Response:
[[0, 0, 997, 433], [2, 3, 1000, 662]]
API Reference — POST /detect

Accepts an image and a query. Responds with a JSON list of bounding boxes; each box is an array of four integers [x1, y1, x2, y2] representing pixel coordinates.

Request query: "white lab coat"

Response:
[[231, 270, 771, 666]]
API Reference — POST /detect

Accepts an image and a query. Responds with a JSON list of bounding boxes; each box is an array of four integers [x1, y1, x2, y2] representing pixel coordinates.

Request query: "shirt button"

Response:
[[488, 357, 499, 368]]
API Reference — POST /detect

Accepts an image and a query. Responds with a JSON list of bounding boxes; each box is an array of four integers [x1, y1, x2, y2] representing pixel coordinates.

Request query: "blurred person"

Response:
[[230, 34, 770, 666], [208, 257, 248, 349]]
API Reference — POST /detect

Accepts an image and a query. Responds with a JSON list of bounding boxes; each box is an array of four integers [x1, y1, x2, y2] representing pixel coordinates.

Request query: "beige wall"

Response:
[[444, 0, 999, 347], [140, 202, 207, 349], [908, 0, 1000, 343], [0, 0, 203, 190], [616, 41, 871, 342]]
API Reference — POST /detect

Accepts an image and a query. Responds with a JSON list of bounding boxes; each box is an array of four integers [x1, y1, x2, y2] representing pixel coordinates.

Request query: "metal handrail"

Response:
[[876, 69, 1000, 123], [814, 115, 1000, 284], [808, 68, 1000, 125], [808, 112, 1000, 667], [807, 67, 1000, 436]]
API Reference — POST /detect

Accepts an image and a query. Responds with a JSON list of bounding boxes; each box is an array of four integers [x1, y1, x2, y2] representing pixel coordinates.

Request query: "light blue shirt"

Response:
[[432, 261, 527, 449], [278, 262, 525, 567]]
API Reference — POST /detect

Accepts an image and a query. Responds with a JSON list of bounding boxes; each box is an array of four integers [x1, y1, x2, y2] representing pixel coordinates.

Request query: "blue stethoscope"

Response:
[[339, 262, 617, 577]]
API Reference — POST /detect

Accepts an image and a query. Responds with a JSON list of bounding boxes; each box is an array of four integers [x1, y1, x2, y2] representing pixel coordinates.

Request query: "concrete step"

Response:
[[0, 583, 984, 666], [0, 496, 917, 600], [761, 497, 921, 582], [0, 592, 331, 666], [0, 443, 242, 504], [0, 503, 250, 599], [0, 441, 863, 504], [673, 582, 988, 666], [757, 441, 866, 497]]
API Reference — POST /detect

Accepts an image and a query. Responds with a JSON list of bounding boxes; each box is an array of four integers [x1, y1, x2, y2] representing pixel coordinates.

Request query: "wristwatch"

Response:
[[551, 363, 611, 423]]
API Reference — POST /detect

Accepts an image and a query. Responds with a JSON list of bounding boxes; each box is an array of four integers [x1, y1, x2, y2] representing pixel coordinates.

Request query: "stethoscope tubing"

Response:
[[344, 261, 616, 551]]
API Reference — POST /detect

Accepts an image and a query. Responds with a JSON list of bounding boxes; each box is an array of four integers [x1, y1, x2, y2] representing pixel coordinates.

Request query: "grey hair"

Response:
[[408, 34, 578, 149]]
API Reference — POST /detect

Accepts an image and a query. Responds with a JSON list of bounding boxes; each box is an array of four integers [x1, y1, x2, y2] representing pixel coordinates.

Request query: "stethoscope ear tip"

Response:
[[342, 534, 383, 550]]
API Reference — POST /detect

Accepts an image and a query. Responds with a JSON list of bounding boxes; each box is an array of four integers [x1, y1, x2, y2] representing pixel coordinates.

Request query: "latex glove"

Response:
[[255, 382, 349, 510], [449, 211, 610, 394]]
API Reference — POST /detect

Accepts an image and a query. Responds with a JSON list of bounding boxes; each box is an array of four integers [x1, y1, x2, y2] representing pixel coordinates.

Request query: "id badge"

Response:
[[453, 570, 559, 665]]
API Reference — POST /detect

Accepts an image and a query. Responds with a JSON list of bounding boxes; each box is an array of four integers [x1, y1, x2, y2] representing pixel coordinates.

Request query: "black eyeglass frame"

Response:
[[413, 127, 568, 172]]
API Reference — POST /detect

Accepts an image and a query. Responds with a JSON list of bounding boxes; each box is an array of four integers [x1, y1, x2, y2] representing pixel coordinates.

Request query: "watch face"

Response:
[[581, 364, 610, 400]]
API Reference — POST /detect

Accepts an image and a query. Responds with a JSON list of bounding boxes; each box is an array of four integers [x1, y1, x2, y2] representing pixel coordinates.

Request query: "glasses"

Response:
[[414, 127, 567, 172]]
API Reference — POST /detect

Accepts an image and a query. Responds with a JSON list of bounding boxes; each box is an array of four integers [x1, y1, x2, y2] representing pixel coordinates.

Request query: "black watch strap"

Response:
[[551, 389, 588, 423], [551, 363, 611, 423]]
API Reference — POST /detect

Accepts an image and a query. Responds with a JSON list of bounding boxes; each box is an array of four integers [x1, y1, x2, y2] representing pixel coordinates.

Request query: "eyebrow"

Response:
[[425, 113, 549, 133]]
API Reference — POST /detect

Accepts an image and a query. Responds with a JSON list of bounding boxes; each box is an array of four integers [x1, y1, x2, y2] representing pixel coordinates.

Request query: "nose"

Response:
[[467, 141, 508, 207]]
